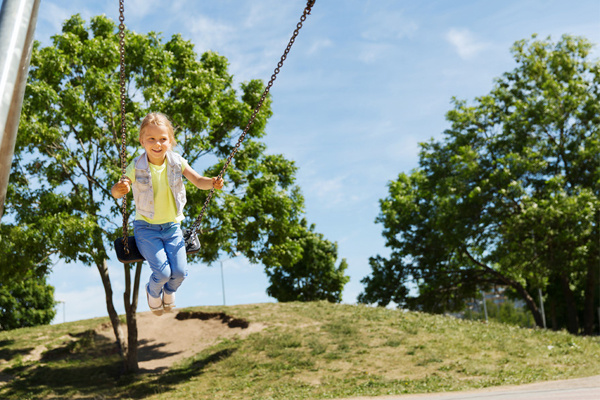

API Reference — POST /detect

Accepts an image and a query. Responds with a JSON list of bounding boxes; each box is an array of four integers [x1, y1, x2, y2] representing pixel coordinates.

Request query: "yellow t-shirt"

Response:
[[126, 157, 189, 224]]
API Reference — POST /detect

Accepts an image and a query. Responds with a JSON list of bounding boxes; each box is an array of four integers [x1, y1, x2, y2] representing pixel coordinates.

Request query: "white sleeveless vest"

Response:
[[131, 151, 187, 220]]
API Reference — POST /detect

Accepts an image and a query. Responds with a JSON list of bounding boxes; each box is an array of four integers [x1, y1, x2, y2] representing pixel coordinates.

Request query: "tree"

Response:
[[0, 179, 75, 330], [266, 220, 349, 302], [0, 274, 56, 331], [6, 14, 332, 372], [359, 35, 600, 335]]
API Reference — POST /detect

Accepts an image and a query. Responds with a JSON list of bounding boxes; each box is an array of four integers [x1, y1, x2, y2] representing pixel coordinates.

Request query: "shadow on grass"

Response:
[[137, 338, 183, 366], [1, 357, 123, 399], [0, 339, 33, 363], [0, 331, 123, 400], [0, 339, 237, 399], [122, 346, 238, 398]]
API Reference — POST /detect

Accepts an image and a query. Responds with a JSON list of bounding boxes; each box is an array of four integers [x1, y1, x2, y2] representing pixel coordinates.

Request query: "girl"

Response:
[[111, 112, 224, 316]]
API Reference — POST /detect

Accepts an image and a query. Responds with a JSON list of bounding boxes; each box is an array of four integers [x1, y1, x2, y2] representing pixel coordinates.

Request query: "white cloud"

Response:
[[186, 15, 236, 52], [362, 11, 418, 42], [445, 28, 489, 59], [299, 165, 368, 212], [172, 2, 299, 85], [243, 0, 296, 30], [357, 10, 417, 64], [358, 42, 393, 64], [311, 175, 347, 207], [36, 2, 82, 44], [307, 38, 334, 55], [126, 0, 163, 20]]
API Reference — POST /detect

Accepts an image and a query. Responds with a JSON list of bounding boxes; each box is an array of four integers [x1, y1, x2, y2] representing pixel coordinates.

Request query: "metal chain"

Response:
[[186, 0, 317, 240], [118, 0, 130, 254]]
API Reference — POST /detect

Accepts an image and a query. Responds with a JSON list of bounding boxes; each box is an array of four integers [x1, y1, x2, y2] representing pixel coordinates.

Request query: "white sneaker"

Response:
[[163, 291, 175, 312], [146, 284, 163, 316]]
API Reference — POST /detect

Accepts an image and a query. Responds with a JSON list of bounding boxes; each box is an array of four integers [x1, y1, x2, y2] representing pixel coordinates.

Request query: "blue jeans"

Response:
[[133, 220, 188, 298]]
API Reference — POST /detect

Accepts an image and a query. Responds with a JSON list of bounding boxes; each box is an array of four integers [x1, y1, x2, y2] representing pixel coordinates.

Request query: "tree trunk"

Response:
[[583, 262, 596, 335], [550, 299, 558, 330], [560, 273, 580, 334], [462, 249, 545, 327], [123, 261, 143, 373], [96, 259, 127, 359], [484, 270, 545, 328], [510, 281, 545, 328]]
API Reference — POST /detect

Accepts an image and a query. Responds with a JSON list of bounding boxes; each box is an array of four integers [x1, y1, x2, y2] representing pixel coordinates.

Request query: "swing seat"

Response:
[[114, 229, 201, 264]]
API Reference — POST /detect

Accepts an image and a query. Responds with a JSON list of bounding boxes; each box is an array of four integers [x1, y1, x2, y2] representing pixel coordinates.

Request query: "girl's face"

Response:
[[140, 124, 172, 165]]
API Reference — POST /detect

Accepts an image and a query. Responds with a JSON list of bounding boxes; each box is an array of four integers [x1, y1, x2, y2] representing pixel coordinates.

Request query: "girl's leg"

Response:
[[133, 220, 172, 298], [163, 224, 188, 295]]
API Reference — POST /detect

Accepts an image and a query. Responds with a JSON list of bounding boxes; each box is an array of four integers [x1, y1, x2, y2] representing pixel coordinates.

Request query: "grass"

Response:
[[1, 301, 599, 399]]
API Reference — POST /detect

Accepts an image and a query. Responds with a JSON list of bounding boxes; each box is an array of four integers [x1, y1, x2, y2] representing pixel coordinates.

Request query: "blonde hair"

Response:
[[139, 112, 176, 146]]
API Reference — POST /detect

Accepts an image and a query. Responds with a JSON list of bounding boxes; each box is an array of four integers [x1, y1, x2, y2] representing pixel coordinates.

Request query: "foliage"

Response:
[[0, 274, 56, 331], [359, 35, 600, 334], [265, 220, 349, 302], [1, 302, 599, 399], [0, 188, 64, 331]]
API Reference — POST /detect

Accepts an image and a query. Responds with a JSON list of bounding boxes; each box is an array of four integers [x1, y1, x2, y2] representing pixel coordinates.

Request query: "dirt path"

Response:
[[96, 309, 264, 373]]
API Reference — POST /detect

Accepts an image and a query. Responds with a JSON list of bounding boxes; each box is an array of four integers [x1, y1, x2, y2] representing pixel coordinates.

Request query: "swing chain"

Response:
[[186, 0, 316, 241], [118, 0, 130, 255]]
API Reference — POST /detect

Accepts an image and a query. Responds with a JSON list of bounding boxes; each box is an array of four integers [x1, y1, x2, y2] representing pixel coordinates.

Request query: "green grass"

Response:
[[1, 301, 599, 399]]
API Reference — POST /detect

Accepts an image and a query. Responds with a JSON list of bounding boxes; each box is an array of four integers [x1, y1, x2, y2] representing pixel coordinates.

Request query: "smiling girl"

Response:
[[111, 112, 224, 316]]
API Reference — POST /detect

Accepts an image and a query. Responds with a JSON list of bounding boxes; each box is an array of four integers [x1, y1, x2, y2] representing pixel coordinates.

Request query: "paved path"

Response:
[[336, 375, 600, 400]]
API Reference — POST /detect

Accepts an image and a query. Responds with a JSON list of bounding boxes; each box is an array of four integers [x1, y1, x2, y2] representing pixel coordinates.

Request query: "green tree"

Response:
[[0, 179, 75, 330], [266, 220, 349, 302], [359, 35, 600, 335], [0, 274, 56, 331], [6, 14, 333, 371]]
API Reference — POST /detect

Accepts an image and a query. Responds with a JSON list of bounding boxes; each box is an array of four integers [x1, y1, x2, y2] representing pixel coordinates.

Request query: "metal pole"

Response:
[[0, 0, 40, 220], [220, 260, 226, 306], [217, 253, 240, 306], [538, 288, 547, 329], [481, 290, 488, 323]]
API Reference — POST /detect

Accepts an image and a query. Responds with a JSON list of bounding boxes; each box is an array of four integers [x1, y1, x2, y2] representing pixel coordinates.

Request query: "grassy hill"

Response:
[[1, 301, 599, 399]]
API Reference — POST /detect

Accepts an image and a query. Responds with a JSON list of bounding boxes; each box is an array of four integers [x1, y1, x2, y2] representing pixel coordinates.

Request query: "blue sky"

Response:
[[30, 0, 600, 323]]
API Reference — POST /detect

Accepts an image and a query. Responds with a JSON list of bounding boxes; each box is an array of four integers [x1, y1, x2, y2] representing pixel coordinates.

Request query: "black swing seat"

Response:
[[114, 229, 201, 264]]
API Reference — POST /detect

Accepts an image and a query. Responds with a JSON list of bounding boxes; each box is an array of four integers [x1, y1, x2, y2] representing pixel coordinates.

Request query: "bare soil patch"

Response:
[[95, 309, 264, 373]]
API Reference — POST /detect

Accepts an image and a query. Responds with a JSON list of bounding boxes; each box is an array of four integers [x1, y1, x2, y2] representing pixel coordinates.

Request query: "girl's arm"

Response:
[[183, 167, 224, 190]]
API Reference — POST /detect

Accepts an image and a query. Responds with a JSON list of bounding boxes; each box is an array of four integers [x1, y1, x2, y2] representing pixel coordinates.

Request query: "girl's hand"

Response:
[[212, 177, 224, 190], [112, 177, 131, 198]]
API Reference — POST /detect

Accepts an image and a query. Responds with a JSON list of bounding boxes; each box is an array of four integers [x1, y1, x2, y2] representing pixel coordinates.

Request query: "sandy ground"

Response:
[[96, 309, 264, 373]]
